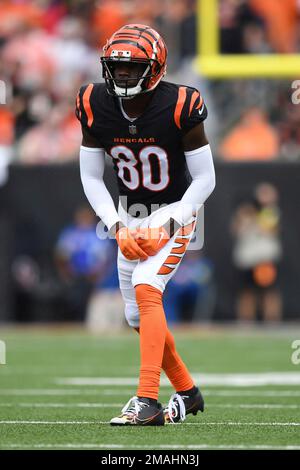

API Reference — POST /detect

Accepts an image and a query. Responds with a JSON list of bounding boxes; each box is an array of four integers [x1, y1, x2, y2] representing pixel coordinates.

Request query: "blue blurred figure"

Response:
[[163, 251, 215, 324], [55, 205, 115, 321]]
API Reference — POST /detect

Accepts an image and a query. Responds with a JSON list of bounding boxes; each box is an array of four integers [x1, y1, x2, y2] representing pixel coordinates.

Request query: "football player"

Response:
[[77, 24, 215, 425]]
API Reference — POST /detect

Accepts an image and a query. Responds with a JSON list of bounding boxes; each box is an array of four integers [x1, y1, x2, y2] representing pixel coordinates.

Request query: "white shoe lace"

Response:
[[166, 393, 187, 423], [121, 396, 149, 420]]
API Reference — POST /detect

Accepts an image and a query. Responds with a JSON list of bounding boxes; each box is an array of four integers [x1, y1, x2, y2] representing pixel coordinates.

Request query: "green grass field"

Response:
[[0, 326, 300, 450]]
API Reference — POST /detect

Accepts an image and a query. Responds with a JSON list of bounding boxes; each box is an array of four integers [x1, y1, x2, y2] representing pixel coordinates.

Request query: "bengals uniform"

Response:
[[78, 23, 215, 426], [76, 81, 207, 216]]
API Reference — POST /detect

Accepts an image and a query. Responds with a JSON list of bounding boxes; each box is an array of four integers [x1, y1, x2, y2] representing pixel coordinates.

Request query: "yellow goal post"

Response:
[[195, 0, 300, 78]]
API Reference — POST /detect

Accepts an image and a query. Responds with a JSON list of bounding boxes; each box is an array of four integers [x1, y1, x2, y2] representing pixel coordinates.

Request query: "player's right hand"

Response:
[[116, 227, 149, 261]]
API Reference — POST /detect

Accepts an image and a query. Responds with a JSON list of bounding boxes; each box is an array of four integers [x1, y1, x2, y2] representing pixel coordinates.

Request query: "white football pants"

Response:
[[117, 201, 196, 327]]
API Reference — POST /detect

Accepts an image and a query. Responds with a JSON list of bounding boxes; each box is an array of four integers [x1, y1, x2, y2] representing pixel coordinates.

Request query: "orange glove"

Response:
[[133, 226, 170, 256], [116, 227, 148, 261]]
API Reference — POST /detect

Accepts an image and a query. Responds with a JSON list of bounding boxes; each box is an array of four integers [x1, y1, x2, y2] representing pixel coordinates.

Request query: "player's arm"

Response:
[[170, 121, 215, 229], [80, 126, 123, 232], [134, 98, 215, 255], [161, 124, 214, 235], [79, 127, 148, 261], [162, 122, 211, 235], [76, 87, 123, 233]]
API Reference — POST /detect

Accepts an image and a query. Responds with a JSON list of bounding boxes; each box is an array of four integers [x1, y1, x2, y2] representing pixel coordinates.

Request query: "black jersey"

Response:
[[76, 81, 207, 217]]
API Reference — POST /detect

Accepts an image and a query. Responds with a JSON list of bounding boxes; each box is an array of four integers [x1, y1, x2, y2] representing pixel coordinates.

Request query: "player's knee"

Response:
[[135, 284, 163, 308]]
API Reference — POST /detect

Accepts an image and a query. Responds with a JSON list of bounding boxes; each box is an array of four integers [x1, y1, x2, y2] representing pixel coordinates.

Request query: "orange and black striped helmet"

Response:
[[100, 24, 167, 98]]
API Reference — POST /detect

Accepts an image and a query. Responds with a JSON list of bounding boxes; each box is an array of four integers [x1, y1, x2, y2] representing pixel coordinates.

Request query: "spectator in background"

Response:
[[219, 0, 300, 54], [86, 243, 125, 332], [163, 251, 215, 324], [242, 22, 271, 54], [219, 0, 266, 54], [250, 0, 300, 53], [0, 105, 14, 185], [275, 86, 300, 161], [219, 107, 279, 161], [52, 17, 99, 90], [1, 23, 57, 91], [91, 0, 128, 48], [0, 0, 298, 164], [17, 102, 81, 164], [231, 183, 282, 323], [0, 0, 43, 40], [54, 206, 114, 321]]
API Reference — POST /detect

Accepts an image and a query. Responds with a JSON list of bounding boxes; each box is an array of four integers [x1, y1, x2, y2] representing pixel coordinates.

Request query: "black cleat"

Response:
[[164, 387, 204, 423], [110, 396, 165, 426]]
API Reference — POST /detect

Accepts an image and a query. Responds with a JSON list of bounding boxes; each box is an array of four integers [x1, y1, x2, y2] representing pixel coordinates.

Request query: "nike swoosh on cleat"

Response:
[[136, 410, 163, 425], [198, 104, 205, 115]]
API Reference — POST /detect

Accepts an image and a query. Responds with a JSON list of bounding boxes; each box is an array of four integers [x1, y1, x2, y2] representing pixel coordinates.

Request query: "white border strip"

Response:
[[56, 373, 300, 387], [2, 444, 300, 450]]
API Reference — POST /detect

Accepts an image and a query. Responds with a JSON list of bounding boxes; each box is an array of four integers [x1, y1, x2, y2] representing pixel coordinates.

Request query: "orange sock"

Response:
[[162, 329, 195, 392], [134, 326, 195, 393], [135, 284, 167, 400]]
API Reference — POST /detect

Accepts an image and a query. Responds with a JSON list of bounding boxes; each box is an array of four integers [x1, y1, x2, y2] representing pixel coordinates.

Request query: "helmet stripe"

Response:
[[123, 26, 158, 42], [109, 39, 149, 58], [114, 32, 154, 50], [119, 31, 163, 53]]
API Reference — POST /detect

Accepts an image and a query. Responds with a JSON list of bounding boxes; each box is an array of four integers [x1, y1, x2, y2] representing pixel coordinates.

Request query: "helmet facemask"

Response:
[[101, 56, 162, 99]]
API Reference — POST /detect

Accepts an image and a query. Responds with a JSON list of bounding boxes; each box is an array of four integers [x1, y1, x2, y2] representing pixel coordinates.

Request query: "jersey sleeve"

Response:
[[75, 84, 93, 129], [75, 84, 104, 146], [174, 86, 208, 134]]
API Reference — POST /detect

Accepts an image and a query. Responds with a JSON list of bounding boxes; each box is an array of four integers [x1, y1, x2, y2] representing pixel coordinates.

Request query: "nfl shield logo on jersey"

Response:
[[129, 124, 137, 135]]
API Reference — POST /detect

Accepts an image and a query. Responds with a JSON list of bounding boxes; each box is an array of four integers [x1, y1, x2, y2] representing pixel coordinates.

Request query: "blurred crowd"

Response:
[[220, 0, 300, 54], [0, 1, 296, 326], [0, 0, 299, 170], [216, 80, 300, 162], [12, 189, 284, 326], [231, 182, 282, 322], [214, 0, 300, 161], [0, 0, 196, 169], [11, 204, 216, 327]]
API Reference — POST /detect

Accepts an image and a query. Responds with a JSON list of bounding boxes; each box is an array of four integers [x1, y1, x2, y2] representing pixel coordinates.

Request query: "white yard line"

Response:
[[211, 404, 300, 409], [0, 420, 300, 426], [0, 420, 108, 424], [0, 403, 123, 408], [99, 389, 300, 397], [0, 389, 103, 396], [183, 422, 300, 426], [0, 403, 299, 409], [56, 373, 300, 387], [1, 388, 300, 397], [203, 390, 300, 397]]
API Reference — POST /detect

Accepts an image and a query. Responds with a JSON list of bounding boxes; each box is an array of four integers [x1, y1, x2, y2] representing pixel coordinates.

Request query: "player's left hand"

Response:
[[133, 226, 170, 256]]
